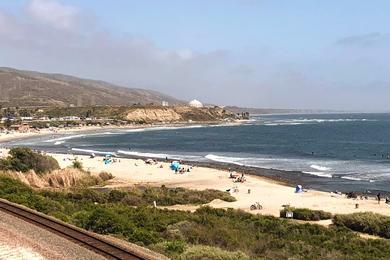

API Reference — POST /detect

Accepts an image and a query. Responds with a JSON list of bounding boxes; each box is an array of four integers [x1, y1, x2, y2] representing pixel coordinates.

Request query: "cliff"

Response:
[[125, 106, 235, 123]]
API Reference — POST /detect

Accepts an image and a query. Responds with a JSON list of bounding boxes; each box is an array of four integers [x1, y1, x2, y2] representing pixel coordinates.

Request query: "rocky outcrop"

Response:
[[125, 106, 234, 123], [126, 107, 182, 122]]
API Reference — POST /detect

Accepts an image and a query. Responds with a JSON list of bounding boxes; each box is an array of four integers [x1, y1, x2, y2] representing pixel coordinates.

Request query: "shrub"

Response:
[[0, 147, 59, 174], [179, 245, 249, 260], [280, 207, 332, 221], [333, 212, 390, 238], [151, 240, 187, 257], [72, 160, 83, 170], [3, 176, 390, 259], [81, 207, 125, 234], [99, 171, 114, 181]]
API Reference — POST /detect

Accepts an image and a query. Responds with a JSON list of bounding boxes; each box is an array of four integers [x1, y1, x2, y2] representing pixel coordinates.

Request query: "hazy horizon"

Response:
[[1, 1, 390, 111]]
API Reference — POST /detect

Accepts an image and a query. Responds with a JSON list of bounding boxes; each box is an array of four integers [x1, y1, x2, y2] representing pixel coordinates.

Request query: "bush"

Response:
[[99, 171, 114, 181], [72, 160, 83, 170], [3, 176, 390, 259], [179, 245, 249, 260], [333, 212, 390, 238], [280, 207, 332, 221], [124, 187, 236, 206], [0, 147, 59, 174], [151, 240, 187, 257]]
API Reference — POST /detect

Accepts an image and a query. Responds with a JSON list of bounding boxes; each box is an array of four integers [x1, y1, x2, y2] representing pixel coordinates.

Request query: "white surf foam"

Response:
[[205, 154, 246, 166], [263, 118, 375, 126], [303, 171, 333, 178], [340, 176, 363, 181], [71, 148, 117, 156], [118, 150, 201, 160], [125, 125, 205, 133], [310, 164, 331, 171], [46, 134, 86, 143], [118, 150, 169, 159]]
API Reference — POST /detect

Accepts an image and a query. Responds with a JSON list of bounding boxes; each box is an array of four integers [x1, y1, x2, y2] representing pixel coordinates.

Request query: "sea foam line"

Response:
[[71, 148, 117, 156]]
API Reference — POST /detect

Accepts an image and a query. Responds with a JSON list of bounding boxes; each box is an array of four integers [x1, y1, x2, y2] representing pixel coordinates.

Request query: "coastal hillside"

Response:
[[38, 105, 235, 123], [0, 67, 182, 107]]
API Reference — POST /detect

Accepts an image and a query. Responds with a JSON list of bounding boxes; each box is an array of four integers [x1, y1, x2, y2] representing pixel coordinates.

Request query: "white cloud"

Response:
[[0, 11, 17, 34], [1, 1, 390, 110], [27, 0, 79, 30]]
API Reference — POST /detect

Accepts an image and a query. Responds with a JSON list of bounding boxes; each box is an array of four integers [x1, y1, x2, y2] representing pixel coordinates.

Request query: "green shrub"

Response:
[[123, 187, 236, 206], [280, 207, 332, 221], [150, 240, 187, 257], [0, 147, 59, 174], [333, 212, 390, 238], [179, 245, 249, 260], [2, 176, 390, 259], [72, 160, 83, 170]]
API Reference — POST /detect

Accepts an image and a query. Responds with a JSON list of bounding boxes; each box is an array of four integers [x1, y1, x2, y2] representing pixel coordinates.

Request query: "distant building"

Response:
[[188, 99, 203, 108], [162, 101, 169, 107]]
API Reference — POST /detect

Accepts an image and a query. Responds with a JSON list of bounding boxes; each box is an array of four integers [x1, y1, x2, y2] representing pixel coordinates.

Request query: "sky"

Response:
[[0, 0, 390, 110]]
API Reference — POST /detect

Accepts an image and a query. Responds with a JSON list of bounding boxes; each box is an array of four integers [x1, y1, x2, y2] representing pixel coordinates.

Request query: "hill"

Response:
[[0, 67, 182, 107], [36, 105, 235, 123]]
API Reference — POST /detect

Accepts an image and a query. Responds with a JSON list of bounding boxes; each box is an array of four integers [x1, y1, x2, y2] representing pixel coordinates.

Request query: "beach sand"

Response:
[[48, 152, 390, 217]]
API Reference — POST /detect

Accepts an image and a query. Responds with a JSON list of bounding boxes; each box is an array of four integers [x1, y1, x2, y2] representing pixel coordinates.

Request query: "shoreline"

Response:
[[43, 151, 390, 217], [2, 122, 390, 195], [0, 120, 247, 144]]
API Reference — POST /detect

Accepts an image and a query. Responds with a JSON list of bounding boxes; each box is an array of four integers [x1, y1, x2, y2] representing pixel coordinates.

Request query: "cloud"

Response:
[[0, 11, 18, 34], [27, 0, 80, 30], [335, 33, 390, 48], [1, 0, 390, 110]]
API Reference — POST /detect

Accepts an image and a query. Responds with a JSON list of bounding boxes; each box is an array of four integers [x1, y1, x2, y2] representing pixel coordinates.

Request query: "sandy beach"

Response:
[[43, 152, 390, 218]]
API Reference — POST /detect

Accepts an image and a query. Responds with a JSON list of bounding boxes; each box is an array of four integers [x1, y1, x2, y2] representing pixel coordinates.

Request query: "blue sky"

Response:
[[1, 0, 390, 110]]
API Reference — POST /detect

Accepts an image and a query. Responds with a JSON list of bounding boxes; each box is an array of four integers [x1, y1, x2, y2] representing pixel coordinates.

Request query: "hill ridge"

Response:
[[0, 67, 182, 107]]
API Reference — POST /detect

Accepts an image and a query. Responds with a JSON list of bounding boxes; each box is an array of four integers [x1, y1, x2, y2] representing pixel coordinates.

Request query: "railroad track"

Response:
[[0, 198, 158, 260]]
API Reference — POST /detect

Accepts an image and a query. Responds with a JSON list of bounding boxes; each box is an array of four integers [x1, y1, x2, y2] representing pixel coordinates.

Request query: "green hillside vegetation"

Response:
[[0, 147, 59, 174], [333, 212, 390, 239], [1, 176, 390, 259]]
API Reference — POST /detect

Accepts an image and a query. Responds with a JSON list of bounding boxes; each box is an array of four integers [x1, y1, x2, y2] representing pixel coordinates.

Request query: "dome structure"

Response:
[[188, 99, 203, 108]]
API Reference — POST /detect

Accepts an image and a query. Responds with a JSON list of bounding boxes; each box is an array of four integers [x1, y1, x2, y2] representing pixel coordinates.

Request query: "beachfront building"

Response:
[[188, 99, 203, 108]]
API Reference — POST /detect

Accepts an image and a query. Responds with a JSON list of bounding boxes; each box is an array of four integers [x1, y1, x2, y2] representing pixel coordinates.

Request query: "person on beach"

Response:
[[377, 193, 381, 204]]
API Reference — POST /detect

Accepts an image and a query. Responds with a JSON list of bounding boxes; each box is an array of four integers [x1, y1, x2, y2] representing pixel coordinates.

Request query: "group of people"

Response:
[[175, 166, 192, 174], [229, 170, 246, 183], [376, 193, 390, 204]]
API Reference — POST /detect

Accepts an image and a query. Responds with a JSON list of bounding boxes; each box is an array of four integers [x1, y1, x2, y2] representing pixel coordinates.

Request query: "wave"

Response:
[[118, 150, 169, 159], [263, 118, 375, 126], [45, 134, 86, 143], [71, 148, 117, 156], [303, 171, 333, 178], [54, 141, 65, 145], [310, 165, 331, 171], [340, 176, 363, 181], [118, 150, 201, 160], [205, 154, 246, 166], [125, 125, 205, 133]]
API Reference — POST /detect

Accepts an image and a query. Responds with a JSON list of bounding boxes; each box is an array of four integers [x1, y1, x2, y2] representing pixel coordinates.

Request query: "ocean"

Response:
[[6, 113, 390, 192]]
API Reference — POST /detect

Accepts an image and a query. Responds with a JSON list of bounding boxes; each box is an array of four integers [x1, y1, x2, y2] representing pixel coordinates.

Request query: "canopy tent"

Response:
[[170, 161, 181, 171], [295, 185, 303, 193]]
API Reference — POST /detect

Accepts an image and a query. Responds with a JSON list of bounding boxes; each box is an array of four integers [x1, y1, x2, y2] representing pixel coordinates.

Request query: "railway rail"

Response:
[[0, 198, 160, 260]]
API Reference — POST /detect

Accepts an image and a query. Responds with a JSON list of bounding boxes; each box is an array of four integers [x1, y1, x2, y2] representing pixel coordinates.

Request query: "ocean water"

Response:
[[7, 113, 390, 191]]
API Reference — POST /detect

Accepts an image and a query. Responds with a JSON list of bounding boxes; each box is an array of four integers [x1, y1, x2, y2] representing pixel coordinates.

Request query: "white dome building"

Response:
[[188, 99, 203, 108]]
